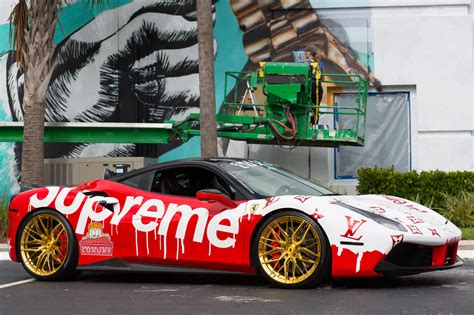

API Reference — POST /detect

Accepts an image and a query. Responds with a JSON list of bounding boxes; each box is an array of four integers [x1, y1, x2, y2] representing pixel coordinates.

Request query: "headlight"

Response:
[[371, 215, 408, 232], [333, 201, 408, 232]]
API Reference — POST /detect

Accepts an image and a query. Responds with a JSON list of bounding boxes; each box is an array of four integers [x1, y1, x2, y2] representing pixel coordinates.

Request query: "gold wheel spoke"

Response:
[[21, 247, 42, 252], [48, 254, 54, 273], [22, 239, 43, 245], [41, 253, 49, 272], [284, 258, 290, 282], [259, 238, 282, 248], [38, 218, 49, 235], [260, 236, 285, 246], [54, 246, 65, 258], [275, 223, 289, 240], [31, 222, 46, 239], [50, 222, 61, 237], [296, 224, 312, 245], [260, 236, 278, 243], [25, 226, 44, 240], [34, 251, 47, 271], [301, 260, 309, 273], [52, 248, 64, 263], [28, 249, 43, 260], [275, 262, 285, 274], [53, 227, 66, 242], [299, 256, 317, 264], [298, 247, 318, 257], [304, 239, 319, 248], [45, 254, 51, 273], [269, 228, 285, 245], [295, 260, 306, 275], [259, 247, 283, 257], [32, 221, 46, 239], [262, 255, 285, 264], [291, 221, 305, 242]]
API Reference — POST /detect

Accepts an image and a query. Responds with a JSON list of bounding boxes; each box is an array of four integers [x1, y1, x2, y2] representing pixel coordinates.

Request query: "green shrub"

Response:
[[462, 227, 474, 240], [437, 192, 474, 228], [356, 167, 474, 210]]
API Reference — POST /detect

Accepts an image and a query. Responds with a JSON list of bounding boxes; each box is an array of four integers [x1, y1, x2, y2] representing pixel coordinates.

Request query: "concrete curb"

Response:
[[459, 240, 474, 251]]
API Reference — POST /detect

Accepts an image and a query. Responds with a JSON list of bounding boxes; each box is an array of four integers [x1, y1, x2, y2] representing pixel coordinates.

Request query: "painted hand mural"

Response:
[[0, 0, 377, 189], [5, 0, 210, 162]]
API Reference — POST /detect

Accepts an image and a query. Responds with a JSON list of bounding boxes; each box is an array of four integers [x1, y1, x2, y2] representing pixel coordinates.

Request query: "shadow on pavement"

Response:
[[77, 269, 458, 290]]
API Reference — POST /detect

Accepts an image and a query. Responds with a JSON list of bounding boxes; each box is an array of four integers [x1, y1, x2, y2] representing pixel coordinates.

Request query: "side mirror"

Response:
[[196, 189, 237, 208]]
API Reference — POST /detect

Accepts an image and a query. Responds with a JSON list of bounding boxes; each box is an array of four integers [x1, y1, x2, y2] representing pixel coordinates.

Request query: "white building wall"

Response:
[[373, 4, 473, 172], [227, 0, 474, 193]]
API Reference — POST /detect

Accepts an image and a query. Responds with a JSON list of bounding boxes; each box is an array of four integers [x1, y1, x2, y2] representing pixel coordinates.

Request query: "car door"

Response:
[[130, 165, 246, 269]]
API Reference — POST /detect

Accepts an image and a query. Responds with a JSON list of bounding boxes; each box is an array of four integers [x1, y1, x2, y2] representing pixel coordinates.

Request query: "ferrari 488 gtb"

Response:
[[7, 159, 462, 288]]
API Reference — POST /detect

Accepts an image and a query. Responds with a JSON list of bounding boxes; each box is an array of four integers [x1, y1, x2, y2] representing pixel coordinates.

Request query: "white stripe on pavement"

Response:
[[459, 250, 473, 260], [0, 252, 10, 261], [0, 279, 35, 290]]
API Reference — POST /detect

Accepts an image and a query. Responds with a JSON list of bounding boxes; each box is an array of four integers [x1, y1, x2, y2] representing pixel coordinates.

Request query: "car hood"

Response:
[[330, 194, 452, 230]]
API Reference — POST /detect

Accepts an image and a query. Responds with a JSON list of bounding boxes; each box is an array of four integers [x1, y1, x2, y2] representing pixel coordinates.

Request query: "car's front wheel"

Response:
[[254, 211, 330, 288], [17, 209, 79, 281]]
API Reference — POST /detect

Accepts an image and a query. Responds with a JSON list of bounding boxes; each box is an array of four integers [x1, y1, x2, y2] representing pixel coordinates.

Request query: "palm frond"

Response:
[[8, 0, 29, 69]]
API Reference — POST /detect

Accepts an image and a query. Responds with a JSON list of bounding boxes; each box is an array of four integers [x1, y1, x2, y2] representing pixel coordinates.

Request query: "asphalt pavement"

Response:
[[0, 259, 473, 315]]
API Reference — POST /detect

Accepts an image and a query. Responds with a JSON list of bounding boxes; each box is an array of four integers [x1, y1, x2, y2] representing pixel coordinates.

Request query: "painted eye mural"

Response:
[[0, 0, 375, 191]]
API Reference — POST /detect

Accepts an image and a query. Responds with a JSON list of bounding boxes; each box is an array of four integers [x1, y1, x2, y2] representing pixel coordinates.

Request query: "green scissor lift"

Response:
[[0, 62, 368, 147]]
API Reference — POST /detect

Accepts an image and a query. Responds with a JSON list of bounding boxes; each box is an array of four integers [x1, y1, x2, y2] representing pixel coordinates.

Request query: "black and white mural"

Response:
[[0, 0, 376, 193]]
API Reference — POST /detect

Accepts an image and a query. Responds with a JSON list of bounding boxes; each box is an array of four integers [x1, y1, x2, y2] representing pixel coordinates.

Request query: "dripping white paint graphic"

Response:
[[146, 231, 150, 256], [356, 252, 363, 273], [135, 228, 139, 256], [176, 238, 179, 260]]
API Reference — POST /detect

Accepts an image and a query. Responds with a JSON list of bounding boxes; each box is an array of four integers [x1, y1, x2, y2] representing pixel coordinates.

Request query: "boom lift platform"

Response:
[[0, 62, 368, 147]]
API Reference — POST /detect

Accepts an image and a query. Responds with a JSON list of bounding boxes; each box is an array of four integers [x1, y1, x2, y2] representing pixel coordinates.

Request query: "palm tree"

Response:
[[9, 0, 106, 186], [196, 0, 217, 158]]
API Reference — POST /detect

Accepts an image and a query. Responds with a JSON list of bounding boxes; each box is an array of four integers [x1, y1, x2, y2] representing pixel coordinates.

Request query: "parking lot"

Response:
[[0, 259, 473, 314]]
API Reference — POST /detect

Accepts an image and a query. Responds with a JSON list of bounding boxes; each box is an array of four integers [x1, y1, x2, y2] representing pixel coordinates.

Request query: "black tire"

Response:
[[252, 210, 330, 289], [17, 209, 79, 281]]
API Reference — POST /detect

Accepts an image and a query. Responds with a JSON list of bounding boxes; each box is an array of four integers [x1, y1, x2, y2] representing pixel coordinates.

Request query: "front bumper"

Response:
[[374, 256, 463, 276], [373, 242, 463, 276]]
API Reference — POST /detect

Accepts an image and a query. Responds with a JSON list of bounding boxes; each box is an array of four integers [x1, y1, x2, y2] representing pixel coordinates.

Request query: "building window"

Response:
[[334, 92, 411, 179]]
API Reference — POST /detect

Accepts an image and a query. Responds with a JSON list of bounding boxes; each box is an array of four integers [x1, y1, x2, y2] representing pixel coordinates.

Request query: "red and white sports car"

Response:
[[7, 158, 463, 288]]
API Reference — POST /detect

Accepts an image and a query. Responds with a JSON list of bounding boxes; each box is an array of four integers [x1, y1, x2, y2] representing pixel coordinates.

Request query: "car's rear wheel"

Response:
[[254, 211, 330, 288], [18, 209, 78, 281]]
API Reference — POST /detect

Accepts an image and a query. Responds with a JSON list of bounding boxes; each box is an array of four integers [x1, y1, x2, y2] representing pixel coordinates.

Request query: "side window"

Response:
[[118, 172, 150, 190], [150, 167, 239, 199], [150, 172, 161, 193], [150, 169, 194, 197]]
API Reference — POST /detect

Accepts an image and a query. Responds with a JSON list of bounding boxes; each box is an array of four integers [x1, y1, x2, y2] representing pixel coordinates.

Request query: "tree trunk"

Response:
[[20, 0, 59, 186], [196, 0, 217, 158]]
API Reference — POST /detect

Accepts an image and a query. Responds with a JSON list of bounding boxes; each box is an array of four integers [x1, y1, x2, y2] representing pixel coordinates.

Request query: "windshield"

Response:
[[219, 160, 336, 198]]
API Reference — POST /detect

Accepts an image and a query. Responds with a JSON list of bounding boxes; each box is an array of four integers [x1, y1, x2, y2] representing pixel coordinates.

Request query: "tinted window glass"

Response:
[[119, 173, 149, 190], [151, 167, 237, 199]]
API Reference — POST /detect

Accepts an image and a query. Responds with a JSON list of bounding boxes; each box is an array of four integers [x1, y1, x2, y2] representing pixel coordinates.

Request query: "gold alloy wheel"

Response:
[[258, 215, 322, 285], [20, 213, 69, 277]]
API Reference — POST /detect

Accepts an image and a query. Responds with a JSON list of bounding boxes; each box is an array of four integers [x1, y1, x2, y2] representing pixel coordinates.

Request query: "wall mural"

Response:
[[0, 0, 375, 193]]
